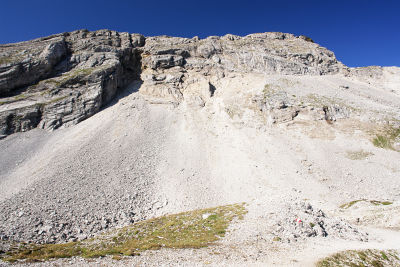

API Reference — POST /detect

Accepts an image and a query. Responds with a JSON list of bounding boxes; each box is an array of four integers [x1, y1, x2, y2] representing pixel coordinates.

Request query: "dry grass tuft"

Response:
[[316, 249, 400, 267], [345, 150, 374, 160], [340, 199, 393, 209], [372, 126, 400, 151]]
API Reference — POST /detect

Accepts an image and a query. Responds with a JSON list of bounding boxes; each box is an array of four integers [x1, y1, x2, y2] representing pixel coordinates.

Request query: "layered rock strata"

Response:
[[0, 30, 344, 138]]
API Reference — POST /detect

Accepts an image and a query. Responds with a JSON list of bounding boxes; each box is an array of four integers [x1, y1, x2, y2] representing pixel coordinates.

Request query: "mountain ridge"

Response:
[[2, 29, 395, 138]]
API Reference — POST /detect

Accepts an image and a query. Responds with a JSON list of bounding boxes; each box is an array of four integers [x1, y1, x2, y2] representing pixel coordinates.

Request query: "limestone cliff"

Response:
[[0, 30, 345, 138]]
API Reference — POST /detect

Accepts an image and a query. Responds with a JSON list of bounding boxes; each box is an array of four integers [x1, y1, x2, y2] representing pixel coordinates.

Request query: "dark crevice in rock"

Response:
[[100, 48, 144, 107], [209, 82, 216, 97], [323, 106, 330, 121], [3, 105, 43, 135], [5, 114, 16, 135]]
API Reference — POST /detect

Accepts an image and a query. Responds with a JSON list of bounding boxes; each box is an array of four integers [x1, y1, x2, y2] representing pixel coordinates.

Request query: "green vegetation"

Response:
[[46, 95, 68, 104], [0, 50, 25, 65], [345, 150, 374, 160], [0, 91, 67, 107], [1, 203, 246, 263], [369, 200, 393, 206], [340, 199, 393, 209], [316, 249, 400, 267], [44, 68, 96, 87], [262, 84, 282, 100], [272, 236, 281, 242], [372, 126, 400, 150], [40, 89, 51, 96], [0, 93, 31, 106], [14, 94, 29, 100], [0, 56, 15, 65], [0, 54, 21, 65]]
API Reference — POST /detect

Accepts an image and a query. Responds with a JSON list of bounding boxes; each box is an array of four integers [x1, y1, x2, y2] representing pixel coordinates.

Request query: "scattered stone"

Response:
[[268, 202, 368, 242]]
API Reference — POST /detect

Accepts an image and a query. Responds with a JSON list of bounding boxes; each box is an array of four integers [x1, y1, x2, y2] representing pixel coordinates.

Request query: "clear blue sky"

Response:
[[1, 0, 399, 67]]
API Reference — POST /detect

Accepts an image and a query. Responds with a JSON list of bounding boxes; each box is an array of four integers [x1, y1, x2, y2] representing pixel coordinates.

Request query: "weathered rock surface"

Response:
[[0, 36, 67, 95], [0, 30, 346, 138], [139, 32, 345, 104], [0, 29, 144, 137]]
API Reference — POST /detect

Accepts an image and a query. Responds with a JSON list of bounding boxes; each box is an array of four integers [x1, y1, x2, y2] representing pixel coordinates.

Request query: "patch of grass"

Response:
[[373, 136, 391, 149], [1, 203, 246, 263], [13, 94, 29, 101], [381, 252, 389, 261], [42, 68, 97, 87], [340, 200, 363, 209], [112, 255, 123, 261], [46, 95, 68, 104], [345, 150, 374, 160], [357, 251, 367, 262], [0, 93, 32, 105], [39, 89, 51, 96], [309, 222, 315, 228], [340, 199, 393, 209], [262, 84, 282, 100], [0, 55, 17, 65], [316, 249, 400, 267], [272, 236, 281, 242], [370, 200, 393, 206], [372, 126, 400, 150], [0, 50, 26, 65]]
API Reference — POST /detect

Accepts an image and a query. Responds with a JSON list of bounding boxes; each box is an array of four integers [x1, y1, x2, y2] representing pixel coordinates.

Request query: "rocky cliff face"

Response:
[[0, 30, 345, 138], [0, 30, 143, 137]]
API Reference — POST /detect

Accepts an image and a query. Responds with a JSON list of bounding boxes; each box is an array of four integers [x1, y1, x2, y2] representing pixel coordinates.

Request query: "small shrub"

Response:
[[300, 35, 314, 43], [272, 236, 281, 242], [373, 135, 391, 149], [372, 126, 400, 151]]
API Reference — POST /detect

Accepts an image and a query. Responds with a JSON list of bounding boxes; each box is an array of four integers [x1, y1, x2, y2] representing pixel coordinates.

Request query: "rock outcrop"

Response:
[[0, 30, 345, 138], [0, 30, 144, 137]]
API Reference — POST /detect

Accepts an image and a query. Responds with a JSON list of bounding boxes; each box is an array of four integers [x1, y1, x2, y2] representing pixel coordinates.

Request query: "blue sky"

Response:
[[0, 0, 399, 67]]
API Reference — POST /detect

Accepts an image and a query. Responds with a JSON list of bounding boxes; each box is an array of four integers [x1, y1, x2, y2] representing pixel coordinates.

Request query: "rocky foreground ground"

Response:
[[0, 30, 400, 266]]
